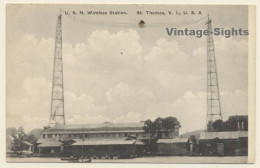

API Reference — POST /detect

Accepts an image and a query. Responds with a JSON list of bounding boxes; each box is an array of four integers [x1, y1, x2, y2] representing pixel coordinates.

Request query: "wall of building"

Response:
[[40, 129, 179, 140], [157, 143, 188, 156], [199, 139, 243, 156], [70, 144, 136, 158], [39, 147, 60, 155], [37, 125, 179, 157]]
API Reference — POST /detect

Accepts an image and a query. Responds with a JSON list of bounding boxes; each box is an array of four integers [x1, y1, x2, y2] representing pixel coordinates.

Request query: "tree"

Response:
[[17, 127, 26, 141], [142, 116, 181, 139], [24, 134, 37, 144], [6, 127, 17, 136], [6, 127, 17, 151], [143, 119, 153, 134], [142, 117, 181, 153], [213, 120, 223, 131], [163, 117, 181, 130], [186, 135, 197, 152], [10, 127, 26, 153], [7, 126, 39, 153], [189, 135, 196, 143], [153, 117, 164, 138], [28, 128, 43, 140], [143, 119, 154, 145]]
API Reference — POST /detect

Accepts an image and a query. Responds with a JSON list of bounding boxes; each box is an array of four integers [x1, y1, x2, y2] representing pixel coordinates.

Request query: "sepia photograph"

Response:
[[5, 3, 255, 164]]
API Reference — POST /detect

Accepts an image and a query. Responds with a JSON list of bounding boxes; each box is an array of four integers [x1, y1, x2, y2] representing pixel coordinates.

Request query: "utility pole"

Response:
[[49, 10, 66, 126], [205, 14, 223, 131]]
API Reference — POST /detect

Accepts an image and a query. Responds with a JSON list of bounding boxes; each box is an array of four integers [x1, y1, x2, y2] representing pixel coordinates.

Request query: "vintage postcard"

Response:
[[5, 4, 256, 164]]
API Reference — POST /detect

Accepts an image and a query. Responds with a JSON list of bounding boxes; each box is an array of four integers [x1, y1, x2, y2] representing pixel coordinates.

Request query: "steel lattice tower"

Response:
[[206, 15, 222, 131], [49, 12, 65, 126]]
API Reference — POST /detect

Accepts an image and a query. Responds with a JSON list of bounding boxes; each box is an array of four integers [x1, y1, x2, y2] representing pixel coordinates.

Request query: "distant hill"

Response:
[[180, 129, 205, 139], [28, 128, 43, 140]]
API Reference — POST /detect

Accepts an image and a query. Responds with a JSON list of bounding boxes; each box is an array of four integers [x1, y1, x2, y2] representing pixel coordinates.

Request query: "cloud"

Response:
[[7, 76, 106, 132], [214, 37, 248, 91], [66, 114, 108, 125], [7, 31, 248, 134], [104, 82, 156, 119], [113, 112, 142, 123], [171, 91, 207, 134], [106, 82, 135, 102], [193, 47, 206, 57], [145, 38, 187, 63], [7, 77, 51, 131], [64, 91, 106, 120], [87, 30, 142, 59], [220, 90, 248, 119], [171, 90, 247, 134], [23, 77, 51, 100]]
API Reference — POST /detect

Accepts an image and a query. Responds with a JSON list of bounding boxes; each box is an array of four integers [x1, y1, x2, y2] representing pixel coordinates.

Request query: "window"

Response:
[[47, 134, 52, 138], [69, 134, 71, 138], [42, 134, 46, 139]]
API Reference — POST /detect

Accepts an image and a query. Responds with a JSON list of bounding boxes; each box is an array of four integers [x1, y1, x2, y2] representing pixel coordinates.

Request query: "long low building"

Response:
[[70, 138, 137, 158], [199, 131, 248, 156], [37, 122, 179, 157], [39, 122, 179, 140]]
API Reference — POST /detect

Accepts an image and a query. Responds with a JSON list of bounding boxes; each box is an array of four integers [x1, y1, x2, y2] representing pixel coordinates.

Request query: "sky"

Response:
[[6, 4, 248, 133]]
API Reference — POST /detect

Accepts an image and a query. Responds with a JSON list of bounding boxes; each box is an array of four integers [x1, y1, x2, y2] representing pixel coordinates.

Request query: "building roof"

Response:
[[71, 138, 136, 146], [228, 115, 248, 121], [7, 135, 14, 140], [135, 140, 145, 145], [43, 130, 145, 134], [38, 140, 63, 147], [53, 122, 144, 129], [43, 122, 145, 133], [21, 141, 33, 146], [199, 131, 248, 140], [157, 137, 189, 144], [238, 131, 248, 138], [37, 139, 49, 144]]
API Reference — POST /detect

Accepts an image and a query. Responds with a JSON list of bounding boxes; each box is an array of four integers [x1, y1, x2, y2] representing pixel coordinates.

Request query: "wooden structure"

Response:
[[38, 140, 63, 156], [70, 139, 137, 158], [157, 138, 189, 156]]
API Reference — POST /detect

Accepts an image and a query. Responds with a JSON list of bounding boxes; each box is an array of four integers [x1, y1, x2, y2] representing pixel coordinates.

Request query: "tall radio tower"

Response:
[[206, 15, 222, 131], [49, 11, 65, 126]]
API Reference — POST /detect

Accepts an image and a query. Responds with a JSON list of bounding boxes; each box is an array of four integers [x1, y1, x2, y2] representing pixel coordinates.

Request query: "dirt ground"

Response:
[[6, 156, 248, 164]]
